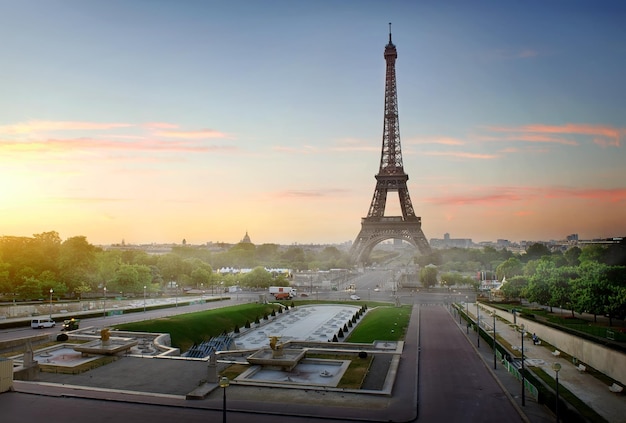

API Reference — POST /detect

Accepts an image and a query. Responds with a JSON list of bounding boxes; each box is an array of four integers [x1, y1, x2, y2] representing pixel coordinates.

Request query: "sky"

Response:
[[1, 0, 625, 247]]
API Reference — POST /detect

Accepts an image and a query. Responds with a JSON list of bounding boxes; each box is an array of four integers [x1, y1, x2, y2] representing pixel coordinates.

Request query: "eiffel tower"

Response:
[[350, 25, 431, 265]]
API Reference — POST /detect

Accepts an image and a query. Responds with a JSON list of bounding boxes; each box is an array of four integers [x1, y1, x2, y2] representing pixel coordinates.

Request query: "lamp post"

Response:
[[143, 285, 147, 312], [49, 288, 53, 318], [520, 323, 526, 406], [476, 303, 480, 348], [219, 376, 230, 423], [465, 296, 469, 334], [491, 311, 497, 369], [552, 362, 561, 422], [103, 287, 107, 318]]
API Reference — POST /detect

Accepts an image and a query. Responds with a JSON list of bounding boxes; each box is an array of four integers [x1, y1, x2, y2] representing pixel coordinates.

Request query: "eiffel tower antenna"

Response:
[[350, 27, 431, 265]]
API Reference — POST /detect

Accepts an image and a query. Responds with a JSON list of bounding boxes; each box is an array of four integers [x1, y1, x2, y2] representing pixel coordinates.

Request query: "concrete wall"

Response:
[[483, 304, 626, 386]]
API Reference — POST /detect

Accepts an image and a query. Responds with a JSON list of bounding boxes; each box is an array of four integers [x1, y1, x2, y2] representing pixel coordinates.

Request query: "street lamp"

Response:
[[143, 285, 147, 312], [219, 376, 230, 423], [552, 362, 562, 423], [49, 288, 54, 318], [520, 323, 526, 406], [476, 303, 480, 348], [465, 296, 469, 334], [491, 311, 497, 369], [103, 287, 107, 318]]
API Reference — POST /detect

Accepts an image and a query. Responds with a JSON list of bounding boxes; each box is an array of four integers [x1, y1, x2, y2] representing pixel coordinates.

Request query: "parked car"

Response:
[[31, 318, 56, 329], [350, 294, 361, 300], [374, 288, 380, 292]]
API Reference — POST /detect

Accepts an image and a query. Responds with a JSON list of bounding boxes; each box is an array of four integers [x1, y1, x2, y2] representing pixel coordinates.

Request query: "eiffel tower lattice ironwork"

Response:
[[350, 26, 431, 264]]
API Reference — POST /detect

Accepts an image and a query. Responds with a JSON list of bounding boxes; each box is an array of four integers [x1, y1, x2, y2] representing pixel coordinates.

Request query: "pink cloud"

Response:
[[0, 120, 132, 135], [0, 137, 237, 154], [273, 145, 320, 154], [153, 129, 228, 139], [422, 151, 498, 159], [272, 189, 350, 199], [485, 123, 622, 147], [426, 186, 626, 207], [143, 122, 179, 130], [409, 136, 466, 146]]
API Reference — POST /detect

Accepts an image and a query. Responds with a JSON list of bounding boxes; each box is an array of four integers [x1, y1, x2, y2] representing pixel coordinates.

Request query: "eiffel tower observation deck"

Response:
[[350, 25, 431, 265]]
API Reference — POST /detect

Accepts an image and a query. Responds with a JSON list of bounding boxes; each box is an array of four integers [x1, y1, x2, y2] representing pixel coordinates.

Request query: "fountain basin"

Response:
[[247, 348, 306, 371], [236, 358, 350, 387], [73, 339, 138, 356]]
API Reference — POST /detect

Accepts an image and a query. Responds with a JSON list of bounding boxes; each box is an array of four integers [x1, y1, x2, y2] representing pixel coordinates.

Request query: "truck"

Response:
[[62, 318, 80, 331], [268, 286, 296, 299]]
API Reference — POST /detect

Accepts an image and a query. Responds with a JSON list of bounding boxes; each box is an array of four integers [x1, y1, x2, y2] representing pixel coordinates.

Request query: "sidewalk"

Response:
[[464, 303, 626, 423]]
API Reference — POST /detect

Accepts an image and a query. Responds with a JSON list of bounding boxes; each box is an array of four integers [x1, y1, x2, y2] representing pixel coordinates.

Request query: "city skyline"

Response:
[[1, 1, 625, 246]]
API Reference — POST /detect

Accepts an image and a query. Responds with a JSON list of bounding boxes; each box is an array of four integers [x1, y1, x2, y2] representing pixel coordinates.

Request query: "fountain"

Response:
[[246, 336, 305, 371], [73, 328, 138, 356], [237, 337, 350, 387]]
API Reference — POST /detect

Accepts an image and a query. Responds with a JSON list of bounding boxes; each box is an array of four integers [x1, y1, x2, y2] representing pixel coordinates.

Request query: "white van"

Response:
[[31, 318, 56, 329]]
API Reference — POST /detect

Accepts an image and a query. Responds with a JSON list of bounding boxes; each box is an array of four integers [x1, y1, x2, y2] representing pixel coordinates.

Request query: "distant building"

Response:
[[430, 233, 473, 249], [241, 231, 252, 244]]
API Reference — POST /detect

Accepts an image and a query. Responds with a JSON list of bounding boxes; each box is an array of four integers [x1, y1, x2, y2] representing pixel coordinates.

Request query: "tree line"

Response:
[[0, 231, 351, 301], [416, 242, 626, 326]]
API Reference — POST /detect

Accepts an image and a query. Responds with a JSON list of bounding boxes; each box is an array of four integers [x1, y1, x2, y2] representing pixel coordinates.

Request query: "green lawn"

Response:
[[347, 305, 412, 343], [114, 303, 281, 352]]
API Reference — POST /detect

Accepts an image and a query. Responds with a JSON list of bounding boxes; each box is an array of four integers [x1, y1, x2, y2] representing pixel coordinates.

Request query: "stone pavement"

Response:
[[464, 302, 626, 423]]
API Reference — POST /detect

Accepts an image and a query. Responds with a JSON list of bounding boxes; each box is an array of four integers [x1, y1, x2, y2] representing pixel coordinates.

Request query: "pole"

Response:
[[222, 384, 226, 423], [476, 304, 480, 348], [552, 363, 561, 422], [493, 312, 497, 369], [465, 297, 469, 334], [219, 377, 229, 423], [49, 289, 53, 318], [521, 325, 526, 406], [143, 285, 147, 312], [103, 287, 107, 318], [555, 370, 560, 422]]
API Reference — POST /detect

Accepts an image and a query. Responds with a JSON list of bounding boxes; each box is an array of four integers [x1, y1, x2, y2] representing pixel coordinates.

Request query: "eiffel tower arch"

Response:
[[350, 25, 431, 265]]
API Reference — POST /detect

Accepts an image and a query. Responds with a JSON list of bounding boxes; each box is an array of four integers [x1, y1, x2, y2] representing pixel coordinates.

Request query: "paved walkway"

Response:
[[464, 302, 626, 423]]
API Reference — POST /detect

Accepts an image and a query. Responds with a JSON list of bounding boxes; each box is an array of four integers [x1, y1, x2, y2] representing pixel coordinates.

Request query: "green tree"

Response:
[[495, 257, 524, 281], [191, 266, 212, 290], [549, 266, 578, 317], [419, 265, 438, 288], [524, 243, 551, 262], [500, 275, 528, 301], [564, 246, 582, 266], [578, 245, 608, 264], [58, 236, 97, 296], [16, 277, 42, 300], [525, 260, 554, 308], [241, 266, 273, 288]]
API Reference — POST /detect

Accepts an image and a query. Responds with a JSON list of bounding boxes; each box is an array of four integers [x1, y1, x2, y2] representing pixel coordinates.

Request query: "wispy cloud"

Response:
[[272, 138, 377, 154], [152, 129, 229, 139], [408, 136, 466, 146], [422, 151, 498, 159], [143, 122, 178, 130], [272, 189, 350, 199], [0, 120, 132, 135], [484, 123, 623, 147], [0, 137, 237, 154], [272, 145, 320, 154], [426, 186, 626, 206]]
